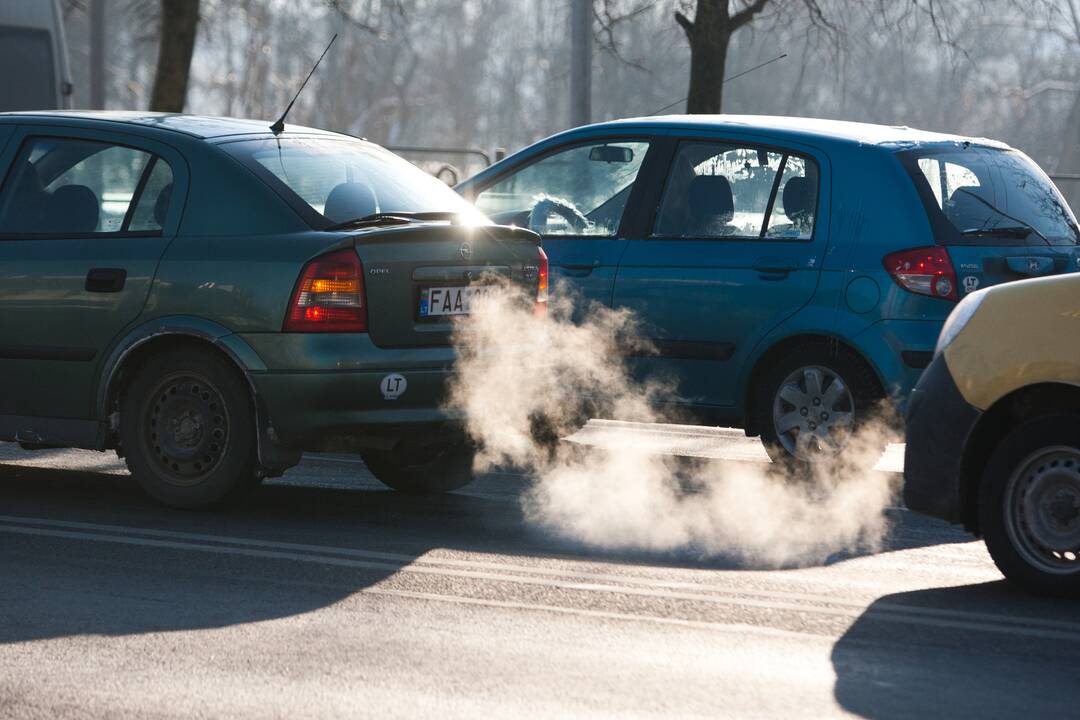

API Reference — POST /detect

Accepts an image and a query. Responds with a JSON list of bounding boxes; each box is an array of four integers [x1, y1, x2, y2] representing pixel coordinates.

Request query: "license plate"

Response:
[[419, 286, 489, 317]]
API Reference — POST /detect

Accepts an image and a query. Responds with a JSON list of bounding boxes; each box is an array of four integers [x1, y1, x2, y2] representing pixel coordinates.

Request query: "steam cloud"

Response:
[[447, 284, 898, 568]]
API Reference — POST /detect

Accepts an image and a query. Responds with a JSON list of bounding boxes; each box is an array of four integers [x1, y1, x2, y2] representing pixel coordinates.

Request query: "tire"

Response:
[[752, 343, 885, 470], [120, 348, 257, 509], [361, 441, 476, 495], [978, 414, 1080, 598]]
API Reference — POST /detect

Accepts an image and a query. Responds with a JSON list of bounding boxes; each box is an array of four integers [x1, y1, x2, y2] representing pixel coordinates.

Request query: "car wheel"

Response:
[[978, 414, 1080, 598], [120, 348, 256, 509], [753, 344, 884, 469], [361, 441, 476, 495]]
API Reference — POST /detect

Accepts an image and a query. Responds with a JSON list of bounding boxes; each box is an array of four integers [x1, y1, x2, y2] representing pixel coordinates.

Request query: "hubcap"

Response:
[[144, 372, 229, 487], [772, 365, 855, 462], [1005, 447, 1080, 575]]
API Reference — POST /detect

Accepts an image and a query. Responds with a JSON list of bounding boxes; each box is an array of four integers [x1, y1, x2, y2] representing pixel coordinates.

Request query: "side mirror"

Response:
[[589, 145, 633, 163]]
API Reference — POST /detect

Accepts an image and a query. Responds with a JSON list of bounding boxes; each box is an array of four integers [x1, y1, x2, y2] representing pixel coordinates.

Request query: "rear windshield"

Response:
[[222, 137, 487, 228], [898, 146, 1079, 246]]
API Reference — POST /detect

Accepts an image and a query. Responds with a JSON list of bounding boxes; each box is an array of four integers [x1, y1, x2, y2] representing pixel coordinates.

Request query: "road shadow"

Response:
[[0, 459, 521, 647], [832, 581, 1080, 719], [0, 449, 971, 648]]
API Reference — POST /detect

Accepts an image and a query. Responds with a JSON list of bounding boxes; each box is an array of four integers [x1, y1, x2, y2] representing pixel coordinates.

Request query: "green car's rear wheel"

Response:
[[979, 414, 1080, 598], [120, 348, 256, 509], [361, 441, 476, 495]]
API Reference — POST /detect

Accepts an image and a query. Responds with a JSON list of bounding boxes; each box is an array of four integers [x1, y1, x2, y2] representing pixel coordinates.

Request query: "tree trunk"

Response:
[[676, 0, 769, 115], [150, 0, 201, 113], [677, 1, 732, 114], [686, 30, 729, 113]]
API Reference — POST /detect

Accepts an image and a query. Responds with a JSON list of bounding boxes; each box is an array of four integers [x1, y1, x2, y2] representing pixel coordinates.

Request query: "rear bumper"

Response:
[[852, 318, 942, 413], [902, 353, 981, 523], [240, 333, 461, 450], [252, 369, 461, 450]]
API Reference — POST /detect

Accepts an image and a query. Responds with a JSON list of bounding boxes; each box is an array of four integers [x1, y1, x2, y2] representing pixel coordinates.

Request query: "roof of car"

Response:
[[561, 114, 1010, 150], [0, 110, 345, 140]]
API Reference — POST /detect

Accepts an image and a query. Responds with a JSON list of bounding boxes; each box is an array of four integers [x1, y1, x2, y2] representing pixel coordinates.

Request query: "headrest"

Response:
[[687, 175, 734, 221], [782, 177, 812, 220], [323, 182, 377, 223], [153, 183, 173, 227], [48, 185, 99, 234], [946, 186, 989, 228]]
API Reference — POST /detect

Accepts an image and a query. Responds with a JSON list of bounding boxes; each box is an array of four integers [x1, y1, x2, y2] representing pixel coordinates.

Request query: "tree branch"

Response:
[[674, 9, 694, 37], [731, 0, 770, 31]]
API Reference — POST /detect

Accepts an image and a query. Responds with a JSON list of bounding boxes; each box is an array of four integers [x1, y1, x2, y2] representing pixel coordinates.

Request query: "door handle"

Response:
[[559, 257, 600, 277], [85, 268, 127, 293], [753, 257, 797, 279]]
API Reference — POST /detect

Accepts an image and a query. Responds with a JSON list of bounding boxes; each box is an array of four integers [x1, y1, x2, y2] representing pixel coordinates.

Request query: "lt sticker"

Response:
[[962, 275, 980, 293], [380, 373, 407, 400]]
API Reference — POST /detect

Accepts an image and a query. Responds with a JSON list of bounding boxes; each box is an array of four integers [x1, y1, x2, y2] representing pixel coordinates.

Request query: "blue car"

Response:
[[457, 116, 1080, 464]]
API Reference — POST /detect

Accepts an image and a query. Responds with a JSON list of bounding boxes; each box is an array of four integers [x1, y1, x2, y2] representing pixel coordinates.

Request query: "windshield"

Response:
[[899, 146, 1079, 246], [224, 137, 487, 228]]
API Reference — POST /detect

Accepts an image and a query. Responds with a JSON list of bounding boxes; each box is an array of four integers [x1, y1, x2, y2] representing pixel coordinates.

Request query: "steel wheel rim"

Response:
[[772, 365, 855, 462], [143, 371, 230, 487], [1004, 446, 1080, 575]]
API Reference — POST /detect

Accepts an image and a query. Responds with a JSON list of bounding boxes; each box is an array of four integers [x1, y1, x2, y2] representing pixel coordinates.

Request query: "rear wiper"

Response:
[[954, 189, 1050, 246], [960, 225, 1035, 239], [325, 211, 460, 231]]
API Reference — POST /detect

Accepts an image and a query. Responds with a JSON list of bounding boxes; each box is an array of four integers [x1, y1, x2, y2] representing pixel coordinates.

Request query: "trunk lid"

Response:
[[948, 244, 1080, 297], [353, 222, 541, 347]]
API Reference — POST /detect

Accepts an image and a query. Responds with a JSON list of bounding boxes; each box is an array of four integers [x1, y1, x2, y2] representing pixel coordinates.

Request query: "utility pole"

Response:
[[89, 0, 106, 109], [570, 0, 591, 127]]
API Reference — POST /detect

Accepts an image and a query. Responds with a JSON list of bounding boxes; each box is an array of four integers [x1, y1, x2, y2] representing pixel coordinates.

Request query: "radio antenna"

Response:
[[270, 34, 338, 135]]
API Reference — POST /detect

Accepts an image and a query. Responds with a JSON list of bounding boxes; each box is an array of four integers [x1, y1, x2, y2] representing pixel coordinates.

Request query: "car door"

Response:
[[612, 136, 830, 412], [471, 137, 657, 307], [0, 125, 185, 423]]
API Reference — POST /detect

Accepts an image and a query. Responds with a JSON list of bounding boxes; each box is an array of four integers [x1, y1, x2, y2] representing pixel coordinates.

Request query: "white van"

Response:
[[0, 0, 73, 111]]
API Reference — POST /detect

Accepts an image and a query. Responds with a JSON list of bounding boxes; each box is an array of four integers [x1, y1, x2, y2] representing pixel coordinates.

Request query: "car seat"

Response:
[[687, 175, 736, 235], [945, 186, 992, 231], [781, 176, 814, 233], [46, 185, 99, 234]]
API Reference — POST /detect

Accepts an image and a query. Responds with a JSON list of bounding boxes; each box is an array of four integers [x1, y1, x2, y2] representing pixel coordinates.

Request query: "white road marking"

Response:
[[1, 516, 1076, 641]]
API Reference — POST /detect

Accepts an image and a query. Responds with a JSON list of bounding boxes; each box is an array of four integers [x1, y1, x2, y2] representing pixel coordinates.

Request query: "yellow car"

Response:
[[904, 272, 1080, 596]]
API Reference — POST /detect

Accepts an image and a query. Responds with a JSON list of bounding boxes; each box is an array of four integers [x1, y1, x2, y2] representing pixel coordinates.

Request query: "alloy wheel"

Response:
[[772, 365, 855, 462]]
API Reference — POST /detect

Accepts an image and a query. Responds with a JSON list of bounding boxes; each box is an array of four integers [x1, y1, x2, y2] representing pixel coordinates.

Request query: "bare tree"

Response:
[[674, 0, 836, 113], [150, 0, 201, 112]]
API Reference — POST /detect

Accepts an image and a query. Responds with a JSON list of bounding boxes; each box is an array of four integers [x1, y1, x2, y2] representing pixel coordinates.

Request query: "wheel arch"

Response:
[[96, 318, 299, 475], [97, 316, 265, 421], [958, 382, 1080, 535], [742, 333, 887, 436]]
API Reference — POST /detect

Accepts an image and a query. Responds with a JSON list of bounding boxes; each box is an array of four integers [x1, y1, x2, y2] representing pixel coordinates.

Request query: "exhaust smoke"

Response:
[[447, 286, 899, 567]]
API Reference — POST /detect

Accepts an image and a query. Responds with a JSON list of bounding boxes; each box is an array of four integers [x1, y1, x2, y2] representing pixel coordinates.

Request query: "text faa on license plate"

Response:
[[419, 286, 489, 317]]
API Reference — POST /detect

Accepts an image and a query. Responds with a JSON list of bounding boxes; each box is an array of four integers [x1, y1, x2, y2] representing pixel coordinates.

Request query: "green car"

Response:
[[0, 111, 545, 507]]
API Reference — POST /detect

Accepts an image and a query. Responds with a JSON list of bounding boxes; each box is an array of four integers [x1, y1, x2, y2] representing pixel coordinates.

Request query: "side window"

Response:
[[128, 159, 174, 232], [0, 137, 171, 236], [474, 141, 650, 236], [764, 155, 819, 240], [654, 141, 818, 240]]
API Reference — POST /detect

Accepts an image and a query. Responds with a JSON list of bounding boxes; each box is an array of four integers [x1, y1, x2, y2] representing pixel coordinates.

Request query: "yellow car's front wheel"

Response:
[[980, 413, 1080, 598]]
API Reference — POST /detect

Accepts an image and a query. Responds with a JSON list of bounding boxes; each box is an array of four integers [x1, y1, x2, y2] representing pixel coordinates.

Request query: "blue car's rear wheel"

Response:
[[753, 343, 885, 470], [120, 348, 256, 508]]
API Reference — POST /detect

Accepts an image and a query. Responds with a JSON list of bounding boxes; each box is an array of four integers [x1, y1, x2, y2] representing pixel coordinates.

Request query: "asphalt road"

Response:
[[0, 423, 1076, 719]]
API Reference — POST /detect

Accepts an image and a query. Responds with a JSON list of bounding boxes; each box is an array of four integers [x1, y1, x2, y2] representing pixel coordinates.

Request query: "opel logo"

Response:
[[460, 243, 472, 261]]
